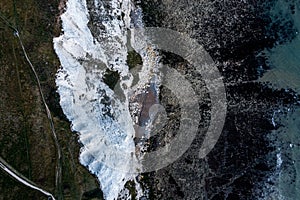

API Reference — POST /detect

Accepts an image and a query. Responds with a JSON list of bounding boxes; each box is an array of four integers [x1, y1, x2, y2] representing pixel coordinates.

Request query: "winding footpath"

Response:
[[0, 157, 56, 199], [0, 11, 62, 199]]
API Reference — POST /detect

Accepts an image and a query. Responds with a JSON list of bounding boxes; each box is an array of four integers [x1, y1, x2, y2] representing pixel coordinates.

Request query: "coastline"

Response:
[[139, 0, 300, 199], [0, 0, 299, 199]]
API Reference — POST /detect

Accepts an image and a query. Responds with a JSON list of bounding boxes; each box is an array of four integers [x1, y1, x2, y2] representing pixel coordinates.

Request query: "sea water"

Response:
[[259, 0, 300, 198]]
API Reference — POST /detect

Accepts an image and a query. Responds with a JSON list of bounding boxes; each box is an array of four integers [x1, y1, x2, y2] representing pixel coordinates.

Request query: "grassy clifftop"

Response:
[[0, 0, 102, 199]]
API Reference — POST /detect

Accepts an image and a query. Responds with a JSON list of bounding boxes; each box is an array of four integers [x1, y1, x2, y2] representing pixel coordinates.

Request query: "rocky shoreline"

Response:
[[137, 0, 299, 199]]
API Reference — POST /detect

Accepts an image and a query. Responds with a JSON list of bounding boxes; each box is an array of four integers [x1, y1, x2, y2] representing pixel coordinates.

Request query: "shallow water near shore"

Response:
[[258, 0, 300, 198]]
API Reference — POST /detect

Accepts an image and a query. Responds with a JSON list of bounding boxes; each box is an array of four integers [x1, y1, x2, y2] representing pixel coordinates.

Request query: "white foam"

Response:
[[271, 109, 281, 127], [276, 149, 283, 169]]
